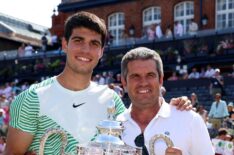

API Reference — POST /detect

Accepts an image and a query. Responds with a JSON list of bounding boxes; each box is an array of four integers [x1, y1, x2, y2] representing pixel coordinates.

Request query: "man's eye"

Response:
[[130, 75, 139, 79], [74, 39, 82, 43], [91, 41, 101, 47]]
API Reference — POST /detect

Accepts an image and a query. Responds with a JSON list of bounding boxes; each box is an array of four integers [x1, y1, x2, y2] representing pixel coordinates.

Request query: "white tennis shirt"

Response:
[[117, 101, 215, 155]]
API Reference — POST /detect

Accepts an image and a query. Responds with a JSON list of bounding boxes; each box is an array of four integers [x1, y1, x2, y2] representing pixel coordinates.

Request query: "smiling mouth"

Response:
[[138, 89, 150, 94], [76, 56, 91, 62]]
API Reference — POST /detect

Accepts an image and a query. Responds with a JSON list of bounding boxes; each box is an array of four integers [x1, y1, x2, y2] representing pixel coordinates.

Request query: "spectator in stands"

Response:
[[155, 23, 163, 39], [121, 29, 129, 46], [228, 64, 234, 78], [2, 106, 9, 135], [118, 47, 214, 154], [0, 109, 5, 133], [51, 34, 60, 50], [167, 71, 178, 81], [0, 95, 9, 110], [11, 82, 21, 95], [190, 92, 199, 110], [41, 33, 48, 52], [34, 59, 45, 73], [196, 105, 208, 123], [188, 67, 200, 79], [107, 31, 114, 45], [165, 24, 173, 38], [181, 70, 189, 80], [204, 64, 215, 78], [146, 24, 155, 41], [210, 68, 224, 97], [160, 86, 166, 97], [0, 136, 6, 155], [17, 43, 25, 57], [215, 128, 228, 140], [2, 82, 12, 99], [108, 83, 124, 98], [174, 21, 183, 37], [199, 67, 206, 78], [227, 102, 234, 119], [227, 102, 234, 129], [115, 73, 121, 84], [98, 72, 107, 85], [188, 19, 198, 35], [106, 71, 115, 84], [5, 11, 192, 155], [208, 93, 229, 130], [20, 82, 29, 91], [24, 43, 34, 57]]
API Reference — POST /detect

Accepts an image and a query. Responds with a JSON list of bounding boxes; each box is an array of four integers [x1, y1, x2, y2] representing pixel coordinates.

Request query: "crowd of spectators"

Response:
[[17, 34, 61, 58]]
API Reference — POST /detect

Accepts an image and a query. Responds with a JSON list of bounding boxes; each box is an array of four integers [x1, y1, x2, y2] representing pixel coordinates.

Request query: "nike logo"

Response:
[[73, 102, 86, 108]]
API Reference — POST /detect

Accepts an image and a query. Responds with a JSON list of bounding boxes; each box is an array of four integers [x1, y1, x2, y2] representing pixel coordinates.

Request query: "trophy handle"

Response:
[[149, 134, 174, 155], [39, 128, 68, 155]]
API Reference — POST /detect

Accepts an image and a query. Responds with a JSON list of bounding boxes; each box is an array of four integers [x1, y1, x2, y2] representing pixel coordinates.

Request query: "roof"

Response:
[[58, 0, 134, 12], [0, 12, 50, 46]]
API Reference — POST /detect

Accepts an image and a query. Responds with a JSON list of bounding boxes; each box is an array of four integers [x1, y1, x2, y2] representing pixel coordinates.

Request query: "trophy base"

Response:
[[77, 142, 142, 155]]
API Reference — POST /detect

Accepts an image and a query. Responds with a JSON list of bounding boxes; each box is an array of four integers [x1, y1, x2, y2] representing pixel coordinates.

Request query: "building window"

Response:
[[143, 6, 161, 27], [216, 0, 234, 29], [108, 12, 125, 45], [174, 1, 194, 33]]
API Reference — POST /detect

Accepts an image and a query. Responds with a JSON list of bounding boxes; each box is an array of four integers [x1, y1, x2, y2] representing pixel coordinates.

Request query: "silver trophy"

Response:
[[39, 100, 141, 155]]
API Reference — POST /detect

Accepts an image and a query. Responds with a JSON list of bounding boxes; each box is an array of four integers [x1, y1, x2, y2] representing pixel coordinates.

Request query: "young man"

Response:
[[5, 12, 190, 154], [5, 11, 125, 154], [118, 47, 214, 155]]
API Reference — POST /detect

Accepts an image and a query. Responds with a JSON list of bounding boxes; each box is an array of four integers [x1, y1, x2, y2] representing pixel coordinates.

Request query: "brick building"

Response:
[[51, 0, 233, 44]]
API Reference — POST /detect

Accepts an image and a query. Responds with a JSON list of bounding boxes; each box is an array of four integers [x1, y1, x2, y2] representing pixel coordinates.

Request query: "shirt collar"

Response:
[[116, 98, 171, 122]]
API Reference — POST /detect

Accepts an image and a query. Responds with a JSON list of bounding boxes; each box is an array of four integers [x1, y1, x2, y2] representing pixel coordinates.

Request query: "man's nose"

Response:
[[139, 77, 149, 86], [80, 42, 90, 52]]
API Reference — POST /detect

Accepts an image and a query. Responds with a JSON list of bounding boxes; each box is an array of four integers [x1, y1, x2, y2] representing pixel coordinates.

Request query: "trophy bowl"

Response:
[[76, 118, 141, 155]]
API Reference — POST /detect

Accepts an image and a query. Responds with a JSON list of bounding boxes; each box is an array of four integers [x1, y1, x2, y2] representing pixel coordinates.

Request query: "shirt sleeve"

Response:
[[113, 92, 126, 117], [222, 101, 229, 117], [190, 113, 215, 155], [9, 89, 39, 135], [208, 103, 215, 117]]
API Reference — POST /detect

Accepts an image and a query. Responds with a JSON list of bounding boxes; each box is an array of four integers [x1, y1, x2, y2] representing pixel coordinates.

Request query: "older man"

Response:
[[117, 47, 214, 155]]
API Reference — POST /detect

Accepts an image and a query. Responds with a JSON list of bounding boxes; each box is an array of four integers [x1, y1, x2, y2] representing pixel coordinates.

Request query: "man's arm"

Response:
[[5, 126, 34, 155]]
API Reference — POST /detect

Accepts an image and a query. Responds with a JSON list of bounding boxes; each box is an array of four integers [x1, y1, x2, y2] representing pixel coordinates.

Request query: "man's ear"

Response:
[[98, 48, 104, 59], [121, 75, 127, 91], [62, 38, 68, 53], [159, 75, 164, 87]]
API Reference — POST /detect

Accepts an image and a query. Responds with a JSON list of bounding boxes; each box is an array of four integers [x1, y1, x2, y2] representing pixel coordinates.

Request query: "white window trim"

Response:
[[108, 12, 125, 45], [174, 1, 194, 33], [216, 0, 234, 29], [142, 6, 161, 27]]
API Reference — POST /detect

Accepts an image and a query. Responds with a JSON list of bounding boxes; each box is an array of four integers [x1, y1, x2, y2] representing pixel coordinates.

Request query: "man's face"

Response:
[[62, 27, 104, 75], [215, 94, 221, 101], [122, 59, 163, 108]]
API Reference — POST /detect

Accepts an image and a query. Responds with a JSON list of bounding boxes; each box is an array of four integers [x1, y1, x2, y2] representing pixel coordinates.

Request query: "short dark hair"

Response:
[[218, 128, 228, 136], [121, 47, 163, 80], [64, 11, 107, 47]]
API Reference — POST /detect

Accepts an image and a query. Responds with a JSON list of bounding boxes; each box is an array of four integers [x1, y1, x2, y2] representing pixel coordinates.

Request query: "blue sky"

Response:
[[0, 0, 61, 28]]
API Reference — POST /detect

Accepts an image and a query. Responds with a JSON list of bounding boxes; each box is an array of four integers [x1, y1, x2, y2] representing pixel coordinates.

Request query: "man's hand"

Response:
[[169, 96, 192, 111], [165, 147, 182, 155]]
